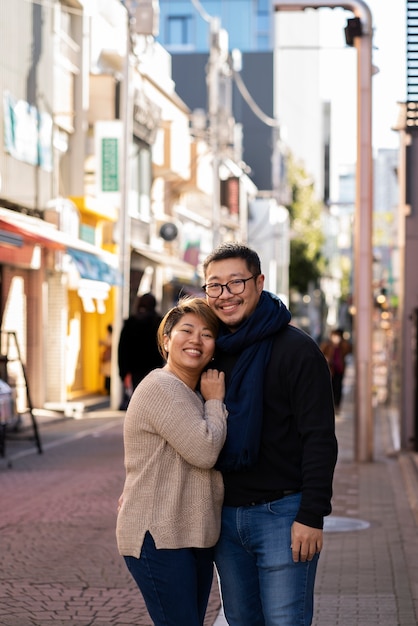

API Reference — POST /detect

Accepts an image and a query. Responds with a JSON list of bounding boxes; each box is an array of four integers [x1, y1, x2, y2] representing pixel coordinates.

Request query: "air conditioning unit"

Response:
[[133, 1, 159, 37]]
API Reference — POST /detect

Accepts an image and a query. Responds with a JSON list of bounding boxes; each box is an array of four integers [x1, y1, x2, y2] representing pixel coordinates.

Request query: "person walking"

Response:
[[202, 242, 338, 626], [117, 292, 163, 409], [99, 323, 112, 394], [116, 297, 228, 626], [320, 328, 352, 412]]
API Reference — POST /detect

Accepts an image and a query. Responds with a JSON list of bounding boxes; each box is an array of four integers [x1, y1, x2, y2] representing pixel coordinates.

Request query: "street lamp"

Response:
[[274, 0, 374, 461]]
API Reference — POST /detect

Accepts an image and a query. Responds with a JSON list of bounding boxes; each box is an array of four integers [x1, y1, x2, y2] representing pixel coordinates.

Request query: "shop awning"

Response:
[[66, 248, 121, 286], [133, 246, 200, 283], [0, 211, 65, 250], [0, 229, 23, 247], [0, 207, 121, 286]]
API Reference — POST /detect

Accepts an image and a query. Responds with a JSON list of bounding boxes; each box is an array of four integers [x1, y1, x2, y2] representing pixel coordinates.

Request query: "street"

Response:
[[1, 365, 418, 626], [0, 415, 221, 626]]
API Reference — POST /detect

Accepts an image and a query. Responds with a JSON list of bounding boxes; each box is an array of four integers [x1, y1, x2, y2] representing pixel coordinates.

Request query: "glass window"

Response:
[[167, 15, 192, 46], [257, 33, 270, 50], [130, 141, 151, 220], [257, 0, 269, 13], [257, 14, 270, 32]]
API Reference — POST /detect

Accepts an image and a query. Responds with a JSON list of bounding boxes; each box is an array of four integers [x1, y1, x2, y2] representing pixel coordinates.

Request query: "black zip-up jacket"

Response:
[[215, 324, 338, 529]]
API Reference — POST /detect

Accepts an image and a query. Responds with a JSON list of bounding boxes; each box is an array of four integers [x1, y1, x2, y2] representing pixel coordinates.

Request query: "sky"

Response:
[[319, 1, 406, 161], [367, 0, 407, 148]]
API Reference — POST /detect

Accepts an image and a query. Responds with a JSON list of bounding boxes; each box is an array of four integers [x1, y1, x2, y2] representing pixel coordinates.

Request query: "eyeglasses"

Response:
[[202, 275, 257, 298]]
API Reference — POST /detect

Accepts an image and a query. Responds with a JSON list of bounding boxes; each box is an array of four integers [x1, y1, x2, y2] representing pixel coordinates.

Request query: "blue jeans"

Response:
[[124, 531, 215, 626], [214, 493, 319, 626]]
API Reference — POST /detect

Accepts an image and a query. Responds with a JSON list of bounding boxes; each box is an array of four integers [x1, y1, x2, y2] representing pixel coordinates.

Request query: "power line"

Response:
[[190, 0, 212, 23], [188, 1, 280, 128], [233, 70, 279, 127]]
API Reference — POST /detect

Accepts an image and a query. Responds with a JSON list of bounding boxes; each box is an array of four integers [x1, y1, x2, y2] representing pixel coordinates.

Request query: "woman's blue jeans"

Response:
[[214, 493, 319, 626], [124, 531, 215, 626]]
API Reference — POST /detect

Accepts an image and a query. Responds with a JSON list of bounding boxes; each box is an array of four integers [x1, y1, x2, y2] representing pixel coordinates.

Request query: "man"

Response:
[[117, 293, 164, 408], [202, 242, 338, 626]]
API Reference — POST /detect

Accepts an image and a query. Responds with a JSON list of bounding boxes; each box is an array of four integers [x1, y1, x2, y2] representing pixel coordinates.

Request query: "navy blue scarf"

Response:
[[215, 291, 291, 472]]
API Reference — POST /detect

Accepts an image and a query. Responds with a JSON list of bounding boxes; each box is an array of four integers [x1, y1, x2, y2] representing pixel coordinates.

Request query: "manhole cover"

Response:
[[324, 516, 370, 532]]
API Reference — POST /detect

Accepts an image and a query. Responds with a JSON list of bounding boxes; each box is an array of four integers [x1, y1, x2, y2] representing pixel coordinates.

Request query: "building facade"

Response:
[[0, 0, 253, 415]]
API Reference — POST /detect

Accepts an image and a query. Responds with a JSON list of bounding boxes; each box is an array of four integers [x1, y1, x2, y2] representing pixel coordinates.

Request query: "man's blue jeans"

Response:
[[214, 493, 319, 626], [124, 531, 215, 626]]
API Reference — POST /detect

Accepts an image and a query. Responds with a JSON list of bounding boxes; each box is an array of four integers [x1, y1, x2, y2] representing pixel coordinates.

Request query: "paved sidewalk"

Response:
[[214, 364, 418, 625], [1, 370, 418, 625], [311, 363, 418, 626]]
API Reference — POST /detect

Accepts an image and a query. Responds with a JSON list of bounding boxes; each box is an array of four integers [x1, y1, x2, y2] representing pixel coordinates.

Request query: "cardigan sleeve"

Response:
[[126, 371, 228, 470]]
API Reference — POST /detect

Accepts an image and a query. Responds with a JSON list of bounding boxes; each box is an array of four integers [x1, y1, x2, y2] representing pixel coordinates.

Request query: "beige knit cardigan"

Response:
[[116, 368, 228, 558]]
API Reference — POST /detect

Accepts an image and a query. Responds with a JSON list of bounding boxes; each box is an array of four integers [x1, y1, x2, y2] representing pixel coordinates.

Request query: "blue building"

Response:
[[157, 0, 277, 192], [158, 0, 274, 52]]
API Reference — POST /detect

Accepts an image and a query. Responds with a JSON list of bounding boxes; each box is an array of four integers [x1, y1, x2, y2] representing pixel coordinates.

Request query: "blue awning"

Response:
[[0, 229, 23, 247], [67, 248, 121, 286]]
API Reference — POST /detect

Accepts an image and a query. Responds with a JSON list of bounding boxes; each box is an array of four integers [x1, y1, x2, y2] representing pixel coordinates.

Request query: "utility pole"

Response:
[[111, 5, 133, 410], [206, 18, 229, 249], [274, 0, 374, 461]]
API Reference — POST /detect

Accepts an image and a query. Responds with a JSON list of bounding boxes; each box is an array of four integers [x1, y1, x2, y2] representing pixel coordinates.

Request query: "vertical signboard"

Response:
[[95, 121, 123, 208]]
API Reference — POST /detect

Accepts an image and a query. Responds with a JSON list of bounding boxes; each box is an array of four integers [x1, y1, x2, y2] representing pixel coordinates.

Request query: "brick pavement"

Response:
[[0, 414, 222, 626], [311, 366, 418, 626], [1, 375, 418, 625], [214, 362, 418, 626]]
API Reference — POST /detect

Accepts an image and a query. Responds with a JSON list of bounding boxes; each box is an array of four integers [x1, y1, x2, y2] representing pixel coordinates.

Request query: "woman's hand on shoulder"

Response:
[[200, 369, 225, 402]]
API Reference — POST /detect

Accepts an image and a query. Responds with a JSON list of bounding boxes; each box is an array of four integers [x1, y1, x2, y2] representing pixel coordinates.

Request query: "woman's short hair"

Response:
[[157, 297, 219, 360]]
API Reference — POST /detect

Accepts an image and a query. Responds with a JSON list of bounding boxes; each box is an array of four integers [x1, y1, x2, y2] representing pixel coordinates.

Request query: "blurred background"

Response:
[[0, 0, 414, 461]]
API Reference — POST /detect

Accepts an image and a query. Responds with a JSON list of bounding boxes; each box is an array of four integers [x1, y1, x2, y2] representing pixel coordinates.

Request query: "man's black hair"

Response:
[[136, 292, 157, 314], [203, 242, 261, 277]]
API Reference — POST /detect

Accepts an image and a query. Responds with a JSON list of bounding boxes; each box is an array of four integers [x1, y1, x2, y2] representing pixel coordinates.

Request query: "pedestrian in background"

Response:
[[116, 297, 228, 626], [202, 242, 338, 626], [99, 323, 112, 394], [320, 328, 352, 412], [117, 292, 163, 409]]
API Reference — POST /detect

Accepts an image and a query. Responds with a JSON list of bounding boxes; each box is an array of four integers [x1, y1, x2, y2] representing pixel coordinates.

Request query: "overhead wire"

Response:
[[232, 70, 280, 128], [189, 0, 212, 23], [189, 0, 279, 128]]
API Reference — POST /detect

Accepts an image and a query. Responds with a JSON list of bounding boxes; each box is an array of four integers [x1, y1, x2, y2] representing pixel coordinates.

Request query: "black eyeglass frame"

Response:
[[202, 275, 258, 298]]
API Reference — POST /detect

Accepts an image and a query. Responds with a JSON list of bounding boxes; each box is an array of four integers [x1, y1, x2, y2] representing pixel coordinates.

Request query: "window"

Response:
[[167, 15, 192, 46], [256, 0, 271, 51], [130, 141, 151, 221], [257, 0, 269, 11]]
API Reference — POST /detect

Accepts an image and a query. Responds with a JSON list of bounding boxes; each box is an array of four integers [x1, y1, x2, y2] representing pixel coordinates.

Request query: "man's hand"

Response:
[[291, 521, 323, 563]]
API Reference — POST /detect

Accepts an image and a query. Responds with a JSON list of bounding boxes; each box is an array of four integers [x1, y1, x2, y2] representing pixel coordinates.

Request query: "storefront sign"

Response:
[[133, 90, 161, 144], [95, 121, 122, 207], [3, 91, 52, 171]]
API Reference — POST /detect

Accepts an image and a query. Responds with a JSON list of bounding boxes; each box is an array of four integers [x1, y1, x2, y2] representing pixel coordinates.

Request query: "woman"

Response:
[[116, 297, 228, 626], [320, 328, 352, 411]]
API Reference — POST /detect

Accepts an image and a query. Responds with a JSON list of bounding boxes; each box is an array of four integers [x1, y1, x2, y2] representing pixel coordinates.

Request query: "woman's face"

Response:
[[164, 313, 216, 375]]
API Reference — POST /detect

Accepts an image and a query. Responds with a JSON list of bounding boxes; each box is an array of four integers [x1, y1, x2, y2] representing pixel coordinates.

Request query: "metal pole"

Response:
[[207, 18, 222, 248], [120, 16, 133, 322], [354, 16, 373, 461], [274, 0, 374, 461], [111, 8, 133, 410]]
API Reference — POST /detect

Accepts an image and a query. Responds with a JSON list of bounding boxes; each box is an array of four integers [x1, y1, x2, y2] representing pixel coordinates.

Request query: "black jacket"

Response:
[[117, 312, 163, 390], [215, 324, 338, 529]]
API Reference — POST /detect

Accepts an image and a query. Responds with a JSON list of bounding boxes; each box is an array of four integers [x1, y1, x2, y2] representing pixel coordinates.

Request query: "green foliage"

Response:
[[289, 241, 323, 293], [285, 155, 325, 294]]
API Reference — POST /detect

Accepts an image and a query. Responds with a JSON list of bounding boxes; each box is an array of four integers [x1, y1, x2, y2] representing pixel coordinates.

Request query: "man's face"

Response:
[[204, 257, 264, 331]]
